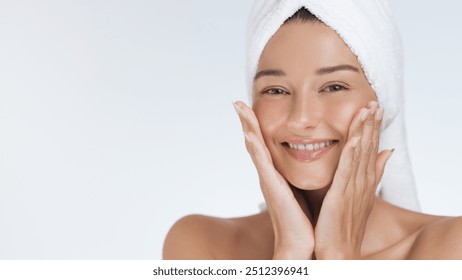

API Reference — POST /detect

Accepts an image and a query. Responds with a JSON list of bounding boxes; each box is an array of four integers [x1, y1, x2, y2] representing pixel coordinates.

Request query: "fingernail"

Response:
[[376, 108, 384, 121], [370, 102, 379, 114], [387, 148, 395, 160], [352, 136, 361, 148], [233, 101, 243, 116], [361, 109, 369, 122], [232, 101, 238, 110]]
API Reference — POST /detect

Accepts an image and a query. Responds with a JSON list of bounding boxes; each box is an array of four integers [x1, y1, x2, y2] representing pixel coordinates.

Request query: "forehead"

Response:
[[258, 21, 363, 74]]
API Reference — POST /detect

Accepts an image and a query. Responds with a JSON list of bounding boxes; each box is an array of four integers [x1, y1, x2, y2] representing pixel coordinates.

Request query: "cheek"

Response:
[[328, 101, 359, 139], [253, 101, 288, 142], [327, 91, 376, 140]]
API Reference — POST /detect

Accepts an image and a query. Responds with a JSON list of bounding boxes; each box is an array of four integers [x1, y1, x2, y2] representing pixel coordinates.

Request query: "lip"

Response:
[[285, 138, 336, 145], [282, 140, 338, 162]]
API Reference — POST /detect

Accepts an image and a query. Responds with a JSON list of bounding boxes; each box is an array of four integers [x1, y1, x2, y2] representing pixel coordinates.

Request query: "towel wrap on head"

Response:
[[246, 0, 421, 211]]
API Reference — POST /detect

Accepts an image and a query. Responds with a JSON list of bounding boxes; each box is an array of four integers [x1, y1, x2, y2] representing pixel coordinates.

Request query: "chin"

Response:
[[287, 174, 333, 190], [275, 163, 336, 191]]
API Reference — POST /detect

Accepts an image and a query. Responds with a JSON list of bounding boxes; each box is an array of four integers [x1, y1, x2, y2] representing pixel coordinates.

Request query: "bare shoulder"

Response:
[[163, 212, 273, 260], [162, 214, 234, 260], [407, 215, 462, 259]]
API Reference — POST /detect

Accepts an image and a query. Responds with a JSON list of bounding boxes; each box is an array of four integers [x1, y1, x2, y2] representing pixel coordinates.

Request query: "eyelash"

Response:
[[321, 82, 349, 93], [261, 88, 289, 95], [260, 82, 349, 95]]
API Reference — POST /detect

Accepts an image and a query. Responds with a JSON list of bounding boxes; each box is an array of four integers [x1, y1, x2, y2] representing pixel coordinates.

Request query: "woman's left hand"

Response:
[[314, 101, 394, 259]]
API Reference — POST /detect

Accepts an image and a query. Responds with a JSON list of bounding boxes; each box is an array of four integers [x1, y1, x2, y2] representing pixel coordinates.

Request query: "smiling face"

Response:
[[252, 21, 377, 190]]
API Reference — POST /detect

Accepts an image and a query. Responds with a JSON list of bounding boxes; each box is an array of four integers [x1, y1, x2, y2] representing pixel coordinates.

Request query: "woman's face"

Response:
[[252, 21, 377, 190]]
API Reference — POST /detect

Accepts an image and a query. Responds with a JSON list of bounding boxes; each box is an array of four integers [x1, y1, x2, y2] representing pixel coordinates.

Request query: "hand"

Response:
[[314, 101, 394, 259], [233, 101, 315, 260]]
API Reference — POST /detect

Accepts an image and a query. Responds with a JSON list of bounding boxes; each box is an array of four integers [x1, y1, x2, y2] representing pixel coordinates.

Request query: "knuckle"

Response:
[[364, 119, 374, 127], [254, 153, 264, 163], [353, 149, 361, 161], [249, 118, 259, 130], [251, 147, 258, 159], [252, 147, 262, 160], [366, 168, 375, 179], [340, 167, 352, 180], [372, 140, 379, 153], [363, 142, 372, 154], [245, 137, 258, 156]]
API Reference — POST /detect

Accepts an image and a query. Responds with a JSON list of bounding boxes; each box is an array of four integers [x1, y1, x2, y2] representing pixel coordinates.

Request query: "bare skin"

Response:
[[163, 21, 462, 260]]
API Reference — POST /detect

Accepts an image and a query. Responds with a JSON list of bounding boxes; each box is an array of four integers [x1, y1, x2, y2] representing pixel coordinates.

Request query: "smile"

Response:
[[282, 140, 338, 162], [288, 140, 336, 151]]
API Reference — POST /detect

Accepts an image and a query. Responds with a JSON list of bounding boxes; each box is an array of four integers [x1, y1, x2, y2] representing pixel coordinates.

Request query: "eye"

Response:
[[322, 83, 348, 93], [261, 88, 289, 95]]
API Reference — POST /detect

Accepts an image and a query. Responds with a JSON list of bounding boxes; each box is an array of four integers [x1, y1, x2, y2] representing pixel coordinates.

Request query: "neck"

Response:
[[289, 183, 330, 226], [302, 187, 329, 225]]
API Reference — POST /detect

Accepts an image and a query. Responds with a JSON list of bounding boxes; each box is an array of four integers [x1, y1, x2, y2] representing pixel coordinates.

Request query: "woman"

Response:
[[163, 2, 462, 259]]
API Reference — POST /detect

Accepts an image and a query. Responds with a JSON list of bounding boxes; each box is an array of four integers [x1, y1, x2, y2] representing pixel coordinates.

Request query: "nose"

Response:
[[287, 93, 320, 132]]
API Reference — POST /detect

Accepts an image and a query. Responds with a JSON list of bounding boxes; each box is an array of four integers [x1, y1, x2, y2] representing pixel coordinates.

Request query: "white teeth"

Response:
[[287, 140, 335, 151]]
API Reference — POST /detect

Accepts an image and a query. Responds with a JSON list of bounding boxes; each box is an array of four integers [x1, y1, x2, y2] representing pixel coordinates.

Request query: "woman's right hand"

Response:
[[233, 101, 315, 260]]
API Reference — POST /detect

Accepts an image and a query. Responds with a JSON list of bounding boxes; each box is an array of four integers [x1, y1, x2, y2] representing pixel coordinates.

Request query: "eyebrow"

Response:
[[253, 69, 286, 81], [253, 64, 360, 81], [315, 64, 360, 75]]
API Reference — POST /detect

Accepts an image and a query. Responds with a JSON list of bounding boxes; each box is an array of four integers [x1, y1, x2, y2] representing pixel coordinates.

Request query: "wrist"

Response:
[[273, 244, 314, 260], [315, 248, 360, 260]]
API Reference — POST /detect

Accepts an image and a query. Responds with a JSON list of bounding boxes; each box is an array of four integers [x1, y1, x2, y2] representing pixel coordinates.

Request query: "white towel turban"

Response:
[[246, 0, 421, 211]]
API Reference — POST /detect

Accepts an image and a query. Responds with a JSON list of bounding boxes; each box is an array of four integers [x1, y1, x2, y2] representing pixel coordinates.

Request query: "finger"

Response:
[[233, 102, 314, 252], [242, 131, 279, 196], [233, 102, 254, 157], [244, 128, 298, 208], [366, 106, 383, 191], [243, 131, 272, 172], [233, 101, 250, 133], [340, 103, 371, 195], [375, 149, 394, 186], [233, 101, 265, 141], [330, 135, 361, 195], [339, 105, 369, 196], [347, 100, 381, 140], [345, 118, 366, 198], [350, 104, 376, 196], [347, 107, 370, 140], [234, 101, 274, 164], [233, 104, 284, 194]]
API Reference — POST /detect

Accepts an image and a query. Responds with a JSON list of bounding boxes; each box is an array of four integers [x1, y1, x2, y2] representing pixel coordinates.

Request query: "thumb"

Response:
[[375, 148, 395, 185]]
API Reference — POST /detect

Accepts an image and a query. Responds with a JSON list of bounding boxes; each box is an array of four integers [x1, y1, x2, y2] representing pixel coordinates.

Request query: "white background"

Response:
[[0, 0, 461, 260]]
